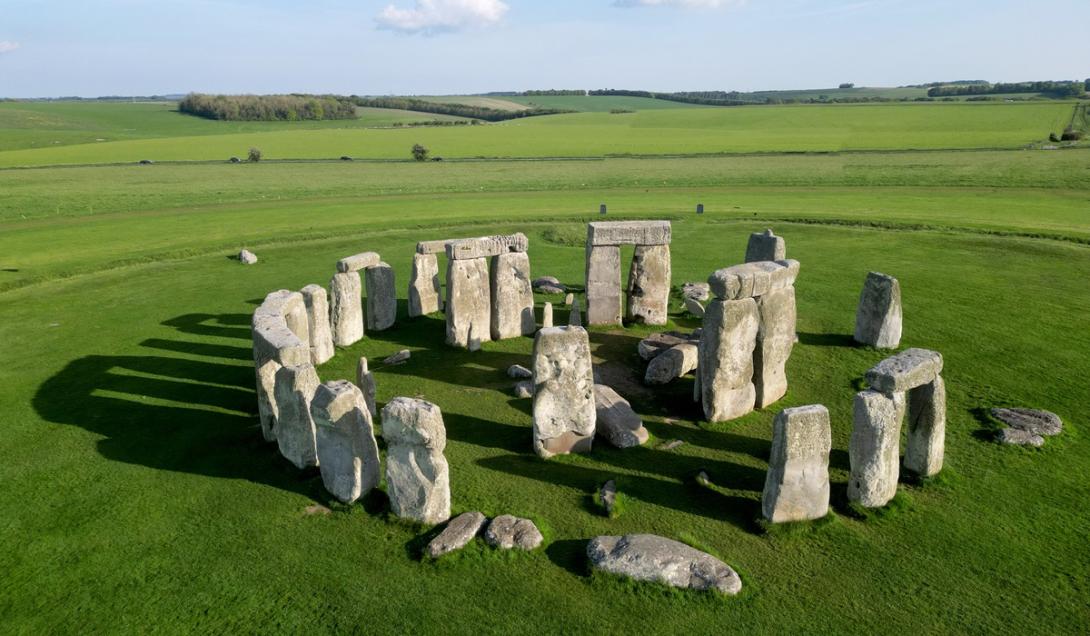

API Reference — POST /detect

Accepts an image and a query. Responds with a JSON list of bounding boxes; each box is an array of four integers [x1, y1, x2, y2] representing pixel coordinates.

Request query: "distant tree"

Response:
[[411, 144, 429, 161], [248, 147, 262, 162], [839, 83, 855, 89]]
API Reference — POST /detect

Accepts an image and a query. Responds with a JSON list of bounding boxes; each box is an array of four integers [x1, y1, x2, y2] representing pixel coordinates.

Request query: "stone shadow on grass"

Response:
[[162, 313, 251, 340], [797, 332, 857, 348], [546, 539, 590, 577]]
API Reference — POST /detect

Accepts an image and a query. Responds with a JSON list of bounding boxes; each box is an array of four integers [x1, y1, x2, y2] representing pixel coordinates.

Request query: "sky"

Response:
[[1, 0, 1088, 97]]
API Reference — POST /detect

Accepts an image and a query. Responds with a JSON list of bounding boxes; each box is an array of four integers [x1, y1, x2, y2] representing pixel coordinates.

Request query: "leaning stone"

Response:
[[585, 244, 622, 326], [273, 364, 321, 469], [587, 221, 672, 246], [409, 253, 442, 317], [753, 286, 796, 408], [301, 284, 335, 365], [507, 364, 532, 379], [594, 384, 649, 448], [864, 348, 943, 393], [513, 381, 533, 398], [364, 262, 396, 332], [484, 515, 543, 550], [446, 257, 491, 350], [645, 342, 698, 385], [626, 244, 671, 325], [853, 272, 902, 348], [638, 332, 690, 361], [599, 480, 618, 516], [707, 260, 800, 300], [568, 297, 582, 327], [848, 389, 905, 507], [355, 357, 377, 418], [761, 404, 831, 522], [384, 349, 410, 365], [490, 251, 535, 340], [990, 407, 1062, 437], [532, 327, 596, 458], [336, 251, 380, 273], [699, 298, 759, 422], [904, 376, 946, 476], [542, 302, 553, 328], [744, 229, 786, 263], [426, 511, 488, 558], [682, 282, 710, 301], [311, 380, 380, 504], [586, 534, 741, 595], [239, 249, 258, 265], [382, 397, 451, 524], [446, 233, 528, 260], [685, 298, 705, 317], [330, 272, 364, 346]]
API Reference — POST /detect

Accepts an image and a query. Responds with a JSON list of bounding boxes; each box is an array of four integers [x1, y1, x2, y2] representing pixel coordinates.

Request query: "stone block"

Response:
[[853, 272, 902, 348], [708, 260, 800, 300], [330, 272, 364, 346], [311, 380, 381, 504], [490, 251, 535, 340], [904, 375, 946, 477], [745, 229, 786, 263], [446, 257, 491, 350], [336, 251, 380, 273], [273, 364, 321, 469], [364, 262, 396, 332], [848, 389, 905, 507], [587, 221, 672, 246], [585, 244, 622, 325], [445, 233, 528, 260], [594, 384, 649, 448], [382, 397, 450, 524], [301, 284, 335, 365], [626, 244, 671, 325], [699, 298, 759, 422], [753, 286, 796, 408], [761, 404, 831, 522], [865, 348, 943, 393], [408, 253, 442, 317], [532, 327, 596, 458]]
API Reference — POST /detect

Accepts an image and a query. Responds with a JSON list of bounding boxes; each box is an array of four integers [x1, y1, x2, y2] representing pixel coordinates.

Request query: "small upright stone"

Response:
[[484, 515, 543, 550], [599, 480, 618, 516], [848, 389, 905, 507], [301, 284, 335, 365], [365, 262, 396, 332], [745, 229, 785, 263], [564, 293, 574, 306], [273, 364, 321, 469], [330, 272, 364, 346], [761, 404, 831, 522], [239, 249, 258, 265], [311, 380, 380, 503], [426, 511, 488, 558], [542, 302, 554, 328], [568, 297, 583, 327], [854, 272, 902, 349], [382, 397, 451, 524], [532, 327, 596, 458], [355, 357, 377, 418], [409, 253, 442, 316]]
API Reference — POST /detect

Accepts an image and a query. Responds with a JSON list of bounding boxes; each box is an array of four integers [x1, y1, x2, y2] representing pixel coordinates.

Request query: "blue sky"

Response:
[[1, 0, 1087, 97]]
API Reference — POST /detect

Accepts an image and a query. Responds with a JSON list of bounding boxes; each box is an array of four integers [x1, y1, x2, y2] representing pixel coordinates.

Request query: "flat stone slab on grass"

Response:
[[426, 511, 488, 559], [865, 348, 943, 393], [992, 407, 1062, 445], [587, 534, 742, 595], [484, 515, 543, 550], [594, 384, 649, 448]]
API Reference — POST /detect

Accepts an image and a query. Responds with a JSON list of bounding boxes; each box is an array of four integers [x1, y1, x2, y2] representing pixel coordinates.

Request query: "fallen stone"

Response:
[[513, 381, 533, 398], [684, 298, 705, 317], [484, 515, 543, 550], [990, 407, 1062, 437], [753, 286, 796, 409], [659, 439, 684, 451], [744, 229, 786, 263], [997, 427, 1045, 447], [699, 298, 759, 422], [301, 284, 335, 365], [336, 251, 380, 273], [638, 332, 690, 361], [587, 220, 672, 246], [599, 480, 618, 516], [273, 364, 321, 469], [532, 276, 562, 290], [446, 257, 491, 350], [303, 504, 331, 516], [848, 389, 904, 508], [311, 380, 381, 504], [761, 404, 831, 523], [426, 511, 488, 558], [446, 233, 528, 260], [532, 327, 596, 458], [708, 260, 800, 300], [853, 272, 902, 349], [330, 272, 364, 346], [626, 244, 671, 325], [585, 244, 623, 325], [382, 397, 451, 524], [594, 384, 649, 448], [384, 349, 410, 365], [586, 534, 741, 595], [239, 249, 258, 265], [645, 342, 698, 385], [682, 282, 710, 301], [507, 364, 532, 379], [865, 348, 943, 393], [409, 253, 442, 317], [490, 251, 535, 340], [355, 357, 377, 418]]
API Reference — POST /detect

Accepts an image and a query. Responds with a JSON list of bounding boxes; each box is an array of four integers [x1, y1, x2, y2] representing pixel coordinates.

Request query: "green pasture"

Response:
[[501, 94, 710, 111]]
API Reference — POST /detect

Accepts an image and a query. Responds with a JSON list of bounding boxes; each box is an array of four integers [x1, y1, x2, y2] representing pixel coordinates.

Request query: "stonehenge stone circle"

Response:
[[585, 221, 672, 326], [426, 511, 488, 558], [355, 356, 377, 418], [484, 515, 543, 550], [490, 251, 535, 340], [330, 272, 364, 346], [699, 298, 759, 422], [273, 364, 321, 469], [364, 262, 396, 332], [301, 284, 335, 365], [446, 257, 491, 350], [854, 272, 902, 349], [382, 397, 451, 524], [531, 326, 596, 458], [848, 389, 905, 507], [408, 252, 442, 317], [745, 229, 786, 263], [645, 342, 698, 385], [311, 380, 381, 504], [586, 534, 742, 595], [593, 384, 649, 448], [336, 251, 380, 273], [761, 404, 831, 523]]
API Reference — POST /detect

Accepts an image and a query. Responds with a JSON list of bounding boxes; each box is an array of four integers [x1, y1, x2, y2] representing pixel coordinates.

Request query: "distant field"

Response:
[[414, 95, 531, 111], [502, 95, 708, 112]]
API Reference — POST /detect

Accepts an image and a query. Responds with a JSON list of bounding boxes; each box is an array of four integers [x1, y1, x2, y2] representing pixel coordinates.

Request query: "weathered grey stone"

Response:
[[507, 364, 532, 379], [408, 253, 442, 317], [542, 302, 553, 328], [490, 251, 535, 340], [599, 480, 617, 516], [848, 389, 905, 507], [904, 376, 946, 476], [638, 332, 690, 361], [997, 427, 1045, 447], [426, 511, 487, 558], [659, 439, 684, 451], [532, 276, 562, 291], [311, 380, 380, 503], [416, 239, 450, 255], [364, 262, 396, 332], [301, 284, 335, 365], [745, 229, 786, 263], [587, 221, 672, 246], [708, 260, 800, 300], [330, 272, 364, 346], [586, 534, 742, 595], [684, 298, 705, 317], [252, 290, 311, 366], [699, 298, 759, 422], [336, 251, 380, 273], [446, 257, 491, 350], [382, 397, 450, 524], [513, 380, 533, 398], [682, 281, 710, 301], [446, 233, 528, 260], [355, 357, 377, 418], [239, 249, 258, 265], [255, 358, 281, 442], [384, 349, 410, 365], [645, 342, 698, 385], [594, 384, 649, 448], [568, 297, 582, 327], [626, 244, 671, 325], [991, 408, 1062, 437], [865, 348, 943, 393], [585, 244, 622, 325], [273, 364, 321, 469], [484, 515, 543, 550], [532, 327, 596, 458], [753, 286, 796, 408], [761, 404, 831, 523], [853, 272, 902, 348]]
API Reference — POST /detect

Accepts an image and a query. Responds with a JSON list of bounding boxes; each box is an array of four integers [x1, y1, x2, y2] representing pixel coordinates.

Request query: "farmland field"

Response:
[[1, 99, 1089, 633]]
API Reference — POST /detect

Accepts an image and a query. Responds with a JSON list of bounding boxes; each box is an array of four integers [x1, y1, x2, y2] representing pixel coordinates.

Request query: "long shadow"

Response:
[[162, 313, 251, 340], [797, 331, 856, 348], [141, 338, 253, 361]]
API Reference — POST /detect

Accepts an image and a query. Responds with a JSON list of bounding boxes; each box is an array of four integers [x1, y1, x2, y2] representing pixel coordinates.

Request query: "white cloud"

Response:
[[0, 41, 20, 54], [614, 0, 743, 8], [376, 0, 509, 35]]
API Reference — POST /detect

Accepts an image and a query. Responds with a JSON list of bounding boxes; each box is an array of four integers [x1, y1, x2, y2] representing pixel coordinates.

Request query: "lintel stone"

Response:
[[587, 221, 671, 246]]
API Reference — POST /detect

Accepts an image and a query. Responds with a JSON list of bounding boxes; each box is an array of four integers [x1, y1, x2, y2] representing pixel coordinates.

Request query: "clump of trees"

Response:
[[352, 96, 570, 121], [523, 89, 585, 96], [248, 147, 262, 162], [927, 81, 1086, 98], [178, 93, 357, 121], [411, 144, 429, 161], [839, 83, 855, 89]]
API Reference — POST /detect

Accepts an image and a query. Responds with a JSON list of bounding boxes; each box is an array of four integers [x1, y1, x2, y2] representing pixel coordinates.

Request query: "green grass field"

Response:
[[1, 100, 1088, 633]]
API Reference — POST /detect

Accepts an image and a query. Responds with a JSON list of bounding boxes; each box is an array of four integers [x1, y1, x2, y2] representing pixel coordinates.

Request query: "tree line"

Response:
[[350, 97, 571, 122], [178, 93, 357, 121], [927, 81, 1086, 98]]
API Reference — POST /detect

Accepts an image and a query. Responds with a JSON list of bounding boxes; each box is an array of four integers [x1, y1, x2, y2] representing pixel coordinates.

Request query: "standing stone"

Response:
[[252, 290, 311, 442], [273, 364, 321, 469], [645, 342, 698, 385], [490, 251, 535, 340], [594, 384, 649, 448], [753, 286, 796, 408], [699, 299, 759, 422], [382, 397, 450, 524], [568, 297, 582, 327], [330, 272, 364, 346], [848, 389, 905, 507], [446, 257, 491, 350], [311, 380, 380, 503], [542, 302, 553, 328], [532, 327, 596, 458], [745, 229, 786, 263], [355, 357, 377, 418], [626, 244, 671, 325], [585, 244, 622, 326], [904, 376, 946, 477], [255, 359, 281, 442], [761, 404, 831, 523], [564, 293, 574, 306], [301, 284, 335, 365], [854, 272, 902, 349], [409, 253, 442, 317], [364, 262, 396, 332]]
